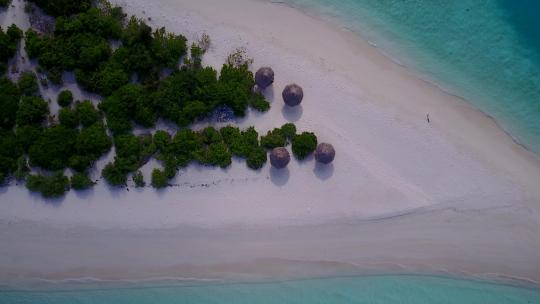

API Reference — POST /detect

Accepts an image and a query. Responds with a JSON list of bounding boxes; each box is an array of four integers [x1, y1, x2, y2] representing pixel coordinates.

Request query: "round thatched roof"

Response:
[[255, 67, 274, 90], [315, 143, 335, 164], [270, 147, 291, 169], [282, 84, 303, 107]]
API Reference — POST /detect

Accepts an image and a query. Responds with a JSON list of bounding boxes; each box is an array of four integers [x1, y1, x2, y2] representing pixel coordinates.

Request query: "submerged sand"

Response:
[[1, 0, 540, 285]]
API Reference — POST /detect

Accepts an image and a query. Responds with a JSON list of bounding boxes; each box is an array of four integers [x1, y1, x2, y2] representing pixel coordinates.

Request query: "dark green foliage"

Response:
[[57, 90, 73, 107], [0, 24, 22, 71], [14, 156, 30, 181], [75, 100, 100, 127], [249, 92, 270, 112], [99, 84, 155, 134], [26, 172, 70, 198], [246, 146, 267, 170], [102, 158, 129, 186], [16, 96, 49, 126], [0, 0, 11, 8], [28, 125, 77, 170], [153, 130, 171, 152], [74, 123, 112, 167], [0, 77, 21, 129], [280, 123, 297, 140], [260, 128, 286, 150], [292, 132, 318, 160], [0, 130, 22, 183], [166, 129, 203, 168], [133, 170, 145, 187], [58, 107, 79, 128], [15, 125, 42, 152], [151, 168, 168, 188], [70, 171, 95, 190], [28, 0, 91, 17], [17, 71, 40, 96]]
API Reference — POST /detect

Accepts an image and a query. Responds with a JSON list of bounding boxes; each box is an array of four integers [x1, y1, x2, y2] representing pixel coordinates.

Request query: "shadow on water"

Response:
[[313, 163, 334, 181], [269, 167, 290, 186], [281, 105, 303, 122]]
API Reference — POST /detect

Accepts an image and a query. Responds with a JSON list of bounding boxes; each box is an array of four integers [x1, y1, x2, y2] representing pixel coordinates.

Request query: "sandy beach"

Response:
[[1, 0, 540, 286]]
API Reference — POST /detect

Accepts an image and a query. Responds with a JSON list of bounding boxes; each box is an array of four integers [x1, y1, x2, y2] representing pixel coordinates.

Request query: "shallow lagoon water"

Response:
[[285, 0, 540, 155], [1, 275, 540, 303]]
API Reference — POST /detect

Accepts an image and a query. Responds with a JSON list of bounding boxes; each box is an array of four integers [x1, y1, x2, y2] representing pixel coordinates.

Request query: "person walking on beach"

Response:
[[426, 113, 430, 124]]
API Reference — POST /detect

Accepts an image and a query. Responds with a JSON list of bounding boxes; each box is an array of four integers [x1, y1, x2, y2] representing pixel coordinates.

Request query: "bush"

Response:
[[280, 123, 297, 141], [16, 96, 49, 126], [26, 171, 70, 198], [292, 132, 318, 160], [28, 0, 92, 17], [58, 107, 79, 128], [28, 125, 77, 170], [17, 71, 39, 96], [57, 90, 73, 107], [246, 146, 267, 170], [249, 92, 270, 112], [260, 128, 286, 150], [151, 168, 168, 188], [0, 77, 21, 129], [70, 172, 95, 190], [75, 100, 100, 127], [133, 170, 145, 187], [102, 159, 128, 186], [0, 0, 11, 8], [75, 123, 112, 161], [0, 24, 21, 67]]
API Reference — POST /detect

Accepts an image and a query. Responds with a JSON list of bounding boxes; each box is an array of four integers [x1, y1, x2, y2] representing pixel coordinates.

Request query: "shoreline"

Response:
[[1, 0, 540, 287]]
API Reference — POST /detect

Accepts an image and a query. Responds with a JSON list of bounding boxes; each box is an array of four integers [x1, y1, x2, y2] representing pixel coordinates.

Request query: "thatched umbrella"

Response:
[[282, 84, 303, 107], [270, 147, 290, 169], [314, 143, 335, 164], [255, 67, 274, 90]]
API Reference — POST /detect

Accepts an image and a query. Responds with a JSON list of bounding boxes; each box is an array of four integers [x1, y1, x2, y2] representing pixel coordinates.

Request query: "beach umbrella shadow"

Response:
[[313, 163, 334, 181], [281, 105, 303, 122], [270, 167, 290, 186]]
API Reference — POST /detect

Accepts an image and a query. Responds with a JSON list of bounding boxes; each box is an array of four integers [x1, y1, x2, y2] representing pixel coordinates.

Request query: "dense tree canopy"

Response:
[[26, 172, 70, 198], [0, 24, 22, 74], [28, 0, 92, 17]]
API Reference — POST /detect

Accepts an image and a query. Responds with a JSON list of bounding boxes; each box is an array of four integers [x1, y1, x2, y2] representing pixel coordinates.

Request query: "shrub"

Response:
[[58, 107, 79, 128], [75, 100, 100, 127], [246, 146, 267, 170], [17, 71, 39, 96], [28, 0, 92, 17], [0, 77, 21, 129], [57, 90, 73, 107], [16, 96, 49, 126], [260, 128, 286, 150], [280, 123, 297, 141], [75, 123, 112, 160], [249, 92, 270, 112], [151, 168, 168, 188], [102, 159, 128, 186], [70, 172, 95, 190], [153, 130, 171, 152], [26, 171, 70, 198], [292, 132, 318, 160], [28, 125, 77, 170], [133, 170, 145, 187]]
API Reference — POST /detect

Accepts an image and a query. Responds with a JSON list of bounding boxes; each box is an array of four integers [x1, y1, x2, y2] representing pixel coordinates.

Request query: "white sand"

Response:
[[1, 0, 540, 285]]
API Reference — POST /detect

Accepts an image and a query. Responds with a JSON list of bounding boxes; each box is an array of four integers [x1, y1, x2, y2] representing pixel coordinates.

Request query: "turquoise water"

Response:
[[284, 0, 540, 155], [1, 275, 540, 303]]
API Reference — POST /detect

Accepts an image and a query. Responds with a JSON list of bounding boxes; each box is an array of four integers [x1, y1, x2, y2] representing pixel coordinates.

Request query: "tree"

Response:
[[75, 100, 100, 127], [58, 107, 79, 128], [102, 159, 128, 186], [151, 168, 168, 188], [75, 123, 112, 159], [16, 96, 49, 126], [280, 123, 297, 141], [57, 90, 73, 107], [28, 125, 77, 170], [133, 170, 145, 187], [70, 172, 95, 190], [246, 146, 267, 170], [17, 71, 40, 96], [27, 0, 92, 17], [26, 171, 70, 198], [0, 77, 21, 129], [292, 132, 318, 160], [260, 128, 286, 150]]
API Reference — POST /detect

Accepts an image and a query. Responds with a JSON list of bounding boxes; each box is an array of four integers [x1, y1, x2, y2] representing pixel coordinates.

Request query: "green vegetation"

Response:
[[26, 172, 70, 198], [0, 24, 22, 74], [151, 168, 168, 189], [70, 172, 95, 190], [0, 0, 12, 9], [292, 132, 318, 160], [0, 1, 327, 197], [57, 90, 73, 107], [17, 71, 40, 96], [133, 170, 145, 187]]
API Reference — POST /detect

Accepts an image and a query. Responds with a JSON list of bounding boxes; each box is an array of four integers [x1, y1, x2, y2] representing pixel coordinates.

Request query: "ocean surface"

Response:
[[285, 0, 540, 155], [1, 275, 540, 303]]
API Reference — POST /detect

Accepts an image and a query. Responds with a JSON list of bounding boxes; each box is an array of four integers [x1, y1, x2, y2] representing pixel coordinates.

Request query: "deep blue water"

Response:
[[285, 0, 540, 155], [1, 275, 540, 304]]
